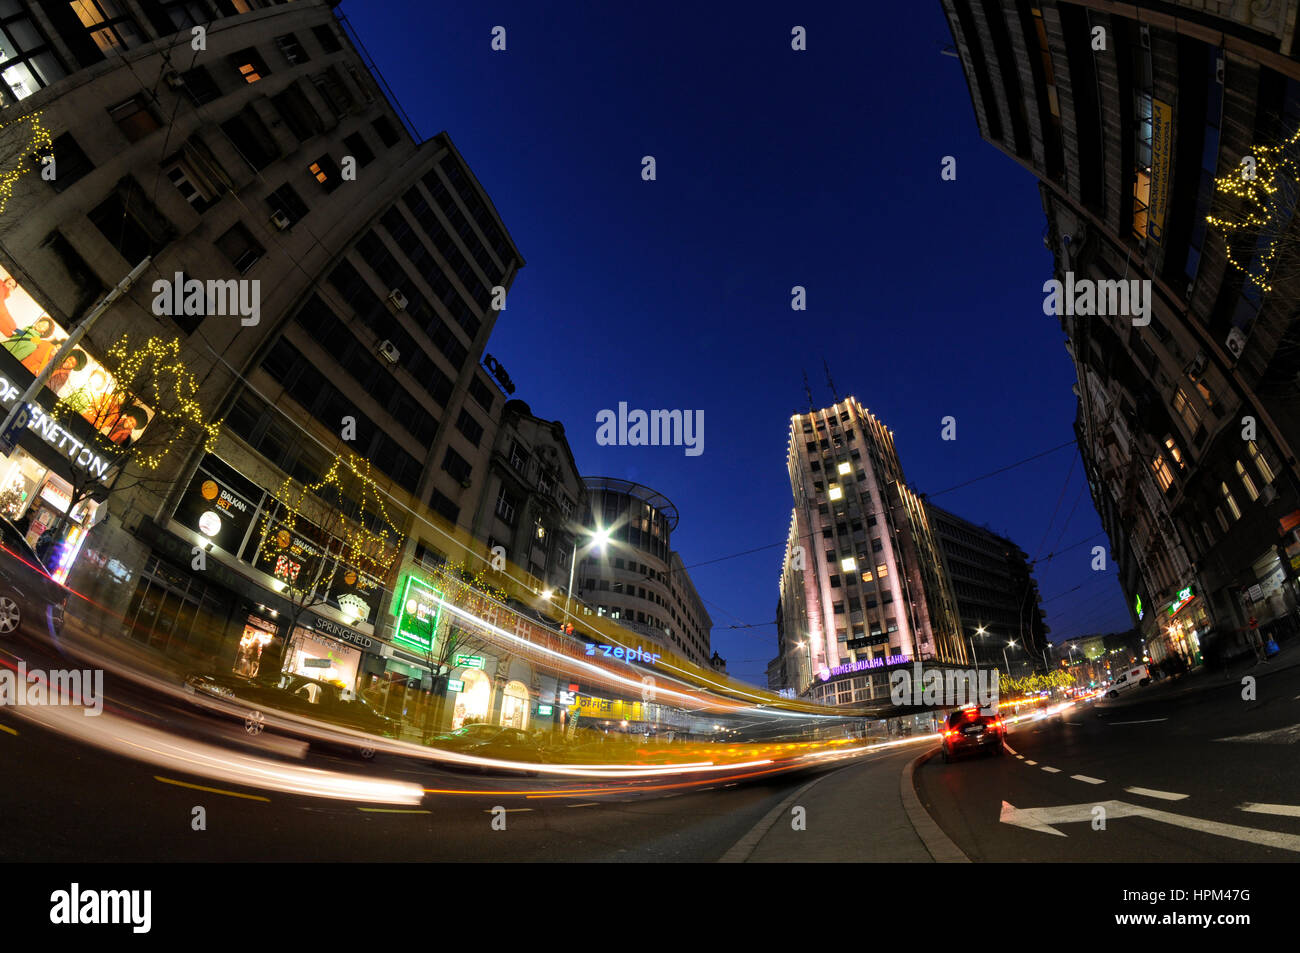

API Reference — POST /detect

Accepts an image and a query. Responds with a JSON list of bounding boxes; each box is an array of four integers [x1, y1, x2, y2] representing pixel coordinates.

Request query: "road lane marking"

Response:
[[1024, 759, 1038, 765], [1041, 766, 1061, 773], [1125, 787, 1188, 801], [1239, 803, 1300, 817], [484, 808, 532, 813], [567, 803, 600, 808], [1003, 742, 1018, 755], [1015, 754, 1024, 759], [1107, 719, 1168, 726], [0, 722, 16, 736], [1215, 723, 1300, 744], [1001, 799, 1300, 852], [155, 776, 270, 802], [358, 808, 430, 814], [1071, 775, 1105, 784]]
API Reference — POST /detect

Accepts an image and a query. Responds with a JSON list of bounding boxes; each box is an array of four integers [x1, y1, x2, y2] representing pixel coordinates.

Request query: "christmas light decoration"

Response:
[[1205, 124, 1300, 293], [0, 110, 52, 217]]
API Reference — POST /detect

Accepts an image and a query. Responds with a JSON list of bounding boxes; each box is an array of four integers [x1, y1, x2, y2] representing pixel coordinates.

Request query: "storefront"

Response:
[[1152, 585, 1206, 670], [0, 443, 99, 581], [450, 667, 491, 729], [233, 611, 279, 678], [284, 625, 362, 689]]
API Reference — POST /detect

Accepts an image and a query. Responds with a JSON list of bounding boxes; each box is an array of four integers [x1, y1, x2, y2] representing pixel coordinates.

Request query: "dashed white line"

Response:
[[1124, 786, 1188, 801], [1071, 775, 1105, 785], [483, 808, 533, 813], [1108, 718, 1168, 726], [1024, 759, 1038, 766], [1015, 754, 1025, 760], [1041, 766, 1062, 773], [567, 803, 600, 808], [1239, 802, 1300, 818]]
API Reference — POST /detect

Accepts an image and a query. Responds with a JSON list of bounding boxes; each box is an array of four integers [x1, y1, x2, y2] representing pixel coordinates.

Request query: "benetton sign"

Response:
[[0, 376, 111, 481]]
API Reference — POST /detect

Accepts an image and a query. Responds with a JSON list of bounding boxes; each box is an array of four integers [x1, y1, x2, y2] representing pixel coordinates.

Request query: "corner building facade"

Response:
[[778, 398, 968, 703]]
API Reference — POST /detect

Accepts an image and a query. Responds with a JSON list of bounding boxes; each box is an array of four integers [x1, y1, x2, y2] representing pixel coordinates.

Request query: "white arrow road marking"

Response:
[[1215, 723, 1300, 744], [1239, 803, 1300, 818], [1071, 775, 1105, 784], [1107, 718, 1168, 726], [1000, 800, 1300, 852], [1125, 787, 1188, 801]]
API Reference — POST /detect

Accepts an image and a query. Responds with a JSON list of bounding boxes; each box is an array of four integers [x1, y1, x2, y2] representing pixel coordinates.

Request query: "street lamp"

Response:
[[1003, 639, 1017, 676], [968, 625, 988, 671], [564, 525, 611, 619]]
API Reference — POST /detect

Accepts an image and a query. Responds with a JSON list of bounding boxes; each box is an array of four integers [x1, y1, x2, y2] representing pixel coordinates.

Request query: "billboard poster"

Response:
[[0, 263, 154, 446]]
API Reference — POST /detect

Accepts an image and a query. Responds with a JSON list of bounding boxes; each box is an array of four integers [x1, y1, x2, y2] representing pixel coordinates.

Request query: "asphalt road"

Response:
[[915, 663, 1300, 861]]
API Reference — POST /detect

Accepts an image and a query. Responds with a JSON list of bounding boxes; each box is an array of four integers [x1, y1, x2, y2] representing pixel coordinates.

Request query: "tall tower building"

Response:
[[779, 397, 968, 703]]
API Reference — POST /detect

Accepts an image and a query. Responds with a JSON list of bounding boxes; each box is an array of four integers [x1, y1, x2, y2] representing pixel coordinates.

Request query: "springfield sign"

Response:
[[0, 376, 110, 482]]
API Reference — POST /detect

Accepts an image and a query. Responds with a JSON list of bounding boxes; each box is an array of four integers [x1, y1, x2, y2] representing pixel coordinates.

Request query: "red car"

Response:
[[941, 707, 1006, 762]]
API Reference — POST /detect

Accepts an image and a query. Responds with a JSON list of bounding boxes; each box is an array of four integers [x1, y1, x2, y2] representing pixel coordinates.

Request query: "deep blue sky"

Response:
[[341, 1, 1134, 683]]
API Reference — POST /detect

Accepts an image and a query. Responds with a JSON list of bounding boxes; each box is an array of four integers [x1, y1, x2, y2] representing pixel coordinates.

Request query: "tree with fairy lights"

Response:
[[0, 110, 52, 224], [1206, 124, 1300, 295], [251, 452, 403, 680], [43, 332, 219, 574]]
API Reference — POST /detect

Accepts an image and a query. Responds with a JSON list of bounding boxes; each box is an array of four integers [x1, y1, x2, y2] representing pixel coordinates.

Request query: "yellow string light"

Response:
[[0, 110, 52, 218]]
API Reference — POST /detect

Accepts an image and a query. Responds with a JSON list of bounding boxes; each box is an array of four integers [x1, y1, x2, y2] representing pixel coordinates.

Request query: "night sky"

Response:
[[341, 1, 1135, 683]]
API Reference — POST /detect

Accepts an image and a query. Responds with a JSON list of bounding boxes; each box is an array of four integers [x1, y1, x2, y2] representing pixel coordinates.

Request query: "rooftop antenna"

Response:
[[802, 370, 815, 412], [824, 359, 840, 403]]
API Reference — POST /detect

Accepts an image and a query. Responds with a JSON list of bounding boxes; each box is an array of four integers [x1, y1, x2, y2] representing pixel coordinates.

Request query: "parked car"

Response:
[[941, 707, 1006, 762], [1106, 665, 1151, 698], [184, 671, 396, 757], [430, 723, 549, 764], [0, 516, 66, 638]]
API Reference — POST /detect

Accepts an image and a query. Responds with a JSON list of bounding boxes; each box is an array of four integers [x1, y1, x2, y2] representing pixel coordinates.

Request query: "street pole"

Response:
[[0, 256, 151, 453]]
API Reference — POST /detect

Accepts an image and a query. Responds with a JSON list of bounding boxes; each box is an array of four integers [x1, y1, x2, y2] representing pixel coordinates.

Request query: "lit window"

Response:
[[860, 570, 873, 583], [828, 485, 843, 501], [1248, 441, 1275, 484], [876, 564, 888, 577], [1172, 389, 1201, 433], [1151, 453, 1173, 492], [71, 1, 142, 56], [1220, 482, 1241, 521], [1164, 436, 1184, 469], [837, 461, 851, 475], [1236, 461, 1258, 501], [840, 556, 857, 572]]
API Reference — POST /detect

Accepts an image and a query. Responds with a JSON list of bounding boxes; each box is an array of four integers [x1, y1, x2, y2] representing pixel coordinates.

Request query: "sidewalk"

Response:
[[1097, 638, 1300, 709], [721, 747, 960, 862]]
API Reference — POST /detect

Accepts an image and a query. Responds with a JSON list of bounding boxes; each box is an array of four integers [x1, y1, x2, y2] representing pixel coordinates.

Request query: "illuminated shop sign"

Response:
[[447, 679, 464, 693], [817, 654, 911, 681], [454, 654, 484, 669], [0, 263, 154, 445], [583, 643, 661, 665], [537, 704, 553, 716], [311, 615, 373, 651], [177, 463, 258, 552], [393, 575, 441, 653], [1135, 594, 1144, 621], [1168, 587, 1194, 617], [0, 376, 111, 482]]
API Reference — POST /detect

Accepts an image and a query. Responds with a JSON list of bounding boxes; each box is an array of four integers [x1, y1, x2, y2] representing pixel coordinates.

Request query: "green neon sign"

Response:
[[447, 679, 464, 693], [537, 704, 553, 716], [394, 575, 442, 653], [455, 654, 485, 670]]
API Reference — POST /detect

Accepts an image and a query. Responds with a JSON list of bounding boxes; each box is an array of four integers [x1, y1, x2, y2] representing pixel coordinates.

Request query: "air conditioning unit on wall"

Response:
[[377, 339, 400, 364]]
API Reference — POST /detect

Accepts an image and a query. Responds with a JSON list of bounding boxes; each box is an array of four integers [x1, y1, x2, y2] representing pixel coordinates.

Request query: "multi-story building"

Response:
[[942, 0, 1300, 671], [928, 503, 1050, 676], [576, 476, 713, 668], [777, 397, 968, 703], [468, 396, 586, 599], [0, 1, 528, 722]]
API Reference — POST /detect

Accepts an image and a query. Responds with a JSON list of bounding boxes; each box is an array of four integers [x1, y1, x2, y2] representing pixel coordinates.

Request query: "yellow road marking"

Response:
[[0, 723, 16, 736], [154, 776, 270, 802], [357, 807, 431, 814]]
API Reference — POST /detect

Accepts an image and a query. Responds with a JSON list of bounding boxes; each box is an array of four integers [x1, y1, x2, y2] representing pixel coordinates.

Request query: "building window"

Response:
[[312, 66, 354, 117], [71, 1, 142, 56], [266, 182, 308, 227], [108, 96, 161, 143], [165, 157, 215, 212], [308, 154, 341, 192], [0, 7, 66, 102], [274, 33, 310, 66], [508, 440, 528, 473], [179, 65, 221, 105], [1164, 435, 1185, 470], [876, 564, 888, 577], [1152, 453, 1174, 492], [1215, 506, 1229, 533], [343, 131, 375, 168], [1236, 461, 1259, 501], [455, 408, 483, 446], [1248, 441, 1275, 484], [495, 489, 517, 526], [860, 570, 873, 583], [1220, 482, 1241, 521], [442, 447, 472, 484], [220, 107, 279, 171], [46, 133, 93, 193], [1172, 388, 1201, 434], [839, 556, 857, 572], [828, 485, 843, 501], [88, 179, 173, 265], [214, 222, 263, 274], [231, 47, 269, 84], [312, 23, 342, 54], [271, 84, 323, 142], [372, 115, 400, 147]]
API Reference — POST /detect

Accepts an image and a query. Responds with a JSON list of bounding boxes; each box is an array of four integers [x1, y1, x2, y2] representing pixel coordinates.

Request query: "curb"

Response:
[[1095, 649, 1300, 710], [717, 769, 836, 863], [900, 747, 971, 863]]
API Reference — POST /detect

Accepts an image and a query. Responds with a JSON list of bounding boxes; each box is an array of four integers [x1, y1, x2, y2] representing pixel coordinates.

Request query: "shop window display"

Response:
[[452, 668, 490, 729]]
